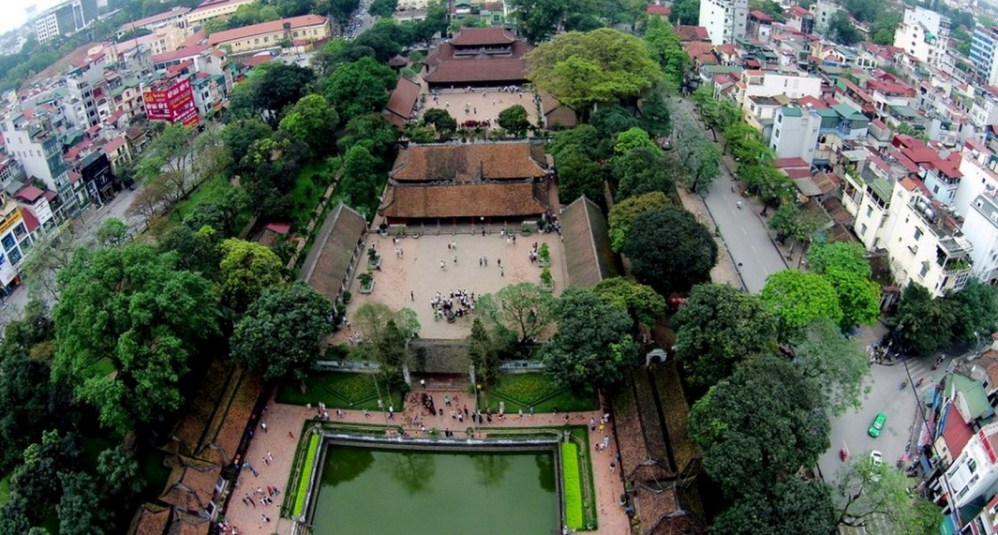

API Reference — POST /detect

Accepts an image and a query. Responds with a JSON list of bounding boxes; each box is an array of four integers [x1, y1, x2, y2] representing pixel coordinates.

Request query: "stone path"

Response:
[[222, 389, 630, 535]]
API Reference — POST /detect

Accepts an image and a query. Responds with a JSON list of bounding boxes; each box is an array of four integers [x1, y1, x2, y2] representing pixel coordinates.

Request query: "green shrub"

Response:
[[293, 434, 321, 517], [561, 442, 584, 530]]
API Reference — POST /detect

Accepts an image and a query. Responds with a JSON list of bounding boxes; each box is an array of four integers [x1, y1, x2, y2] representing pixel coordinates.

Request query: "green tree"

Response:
[[278, 94, 340, 155], [673, 284, 777, 391], [218, 238, 285, 314], [369, 0, 398, 16], [497, 105, 531, 137], [622, 207, 718, 295], [53, 246, 219, 434], [476, 283, 554, 345], [807, 242, 880, 329], [353, 303, 420, 391], [833, 452, 920, 531], [540, 288, 636, 393], [590, 105, 638, 149], [894, 283, 955, 356], [760, 270, 843, 340], [710, 477, 836, 535], [526, 29, 662, 117], [828, 11, 861, 45], [10, 430, 79, 513], [944, 279, 998, 344], [768, 203, 825, 245], [593, 277, 667, 330], [607, 191, 670, 252], [338, 113, 401, 161], [159, 225, 223, 280], [549, 124, 601, 161], [231, 282, 334, 382], [668, 0, 699, 24], [613, 127, 659, 155], [554, 151, 605, 203], [58, 471, 109, 535], [422, 108, 458, 136], [509, 0, 573, 43], [96, 217, 129, 247], [688, 355, 829, 495], [224, 119, 272, 173], [322, 57, 397, 121], [468, 317, 501, 390], [793, 319, 870, 415], [611, 147, 680, 200], [638, 90, 671, 137], [644, 17, 689, 93], [340, 144, 382, 212], [0, 356, 56, 472], [255, 62, 316, 124]]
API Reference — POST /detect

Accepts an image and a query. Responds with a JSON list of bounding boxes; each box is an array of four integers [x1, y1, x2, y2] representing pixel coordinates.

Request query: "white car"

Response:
[[870, 450, 884, 481]]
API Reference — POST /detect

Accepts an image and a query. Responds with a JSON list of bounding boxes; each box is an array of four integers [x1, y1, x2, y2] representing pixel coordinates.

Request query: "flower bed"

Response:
[[561, 442, 584, 530]]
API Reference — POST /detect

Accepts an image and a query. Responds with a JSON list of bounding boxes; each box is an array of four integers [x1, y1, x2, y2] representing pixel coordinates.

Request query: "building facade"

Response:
[[698, 0, 748, 45], [33, 0, 98, 43], [142, 77, 200, 126], [206, 15, 330, 55], [894, 7, 951, 67], [770, 107, 821, 164], [971, 26, 998, 87]]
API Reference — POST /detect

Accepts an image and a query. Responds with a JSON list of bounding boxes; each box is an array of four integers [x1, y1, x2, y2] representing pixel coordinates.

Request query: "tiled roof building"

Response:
[[422, 28, 532, 88]]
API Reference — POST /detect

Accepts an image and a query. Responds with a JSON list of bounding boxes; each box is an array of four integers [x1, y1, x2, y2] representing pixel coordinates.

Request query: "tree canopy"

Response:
[[593, 277, 667, 330], [526, 29, 661, 114], [217, 238, 285, 314], [53, 245, 219, 434], [792, 319, 870, 415], [807, 242, 880, 329], [894, 283, 956, 356], [622, 207, 718, 295], [321, 57, 397, 122], [278, 94, 340, 155], [760, 270, 843, 340], [607, 191, 670, 252], [673, 284, 777, 391], [540, 288, 636, 393], [230, 282, 334, 382], [476, 283, 554, 345]]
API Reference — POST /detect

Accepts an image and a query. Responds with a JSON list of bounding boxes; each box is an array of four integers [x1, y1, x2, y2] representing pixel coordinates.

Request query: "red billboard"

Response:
[[142, 77, 200, 126]]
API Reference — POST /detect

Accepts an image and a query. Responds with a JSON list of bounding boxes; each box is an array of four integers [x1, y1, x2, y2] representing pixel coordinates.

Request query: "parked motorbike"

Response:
[[900, 379, 909, 390]]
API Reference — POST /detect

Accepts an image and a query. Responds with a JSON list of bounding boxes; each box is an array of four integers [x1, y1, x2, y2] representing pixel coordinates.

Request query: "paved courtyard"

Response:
[[420, 87, 544, 129], [337, 230, 568, 341]]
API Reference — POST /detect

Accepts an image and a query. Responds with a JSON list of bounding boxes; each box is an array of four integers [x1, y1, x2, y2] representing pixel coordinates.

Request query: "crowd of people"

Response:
[[431, 290, 477, 322]]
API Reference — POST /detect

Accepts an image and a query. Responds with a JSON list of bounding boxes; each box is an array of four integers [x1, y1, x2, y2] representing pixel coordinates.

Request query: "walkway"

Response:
[[222, 389, 630, 535]]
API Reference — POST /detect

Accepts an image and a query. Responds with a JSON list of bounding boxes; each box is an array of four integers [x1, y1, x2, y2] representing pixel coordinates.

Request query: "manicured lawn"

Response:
[[290, 158, 338, 230], [171, 175, 253, 231], [561, 442, 584, 530], [276, 371, 403, 411], [0, 474, 9, 506], [292, 433, 321, 517], [484, 373, 596, 413]]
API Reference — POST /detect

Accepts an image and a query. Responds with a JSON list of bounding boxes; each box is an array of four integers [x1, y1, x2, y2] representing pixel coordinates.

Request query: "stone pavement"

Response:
[[421, 88, 544, 129], [222, 389, 630, 535]]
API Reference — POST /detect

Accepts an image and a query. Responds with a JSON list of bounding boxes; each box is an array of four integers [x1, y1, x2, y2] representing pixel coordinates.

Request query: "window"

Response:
[[866, 206, 873, 217], [969, 458, 978, 474], [860, 223, 868, 236], [914, 228, 923, 241], [1, 234, 14, 252], [919, 263, 929, 278]]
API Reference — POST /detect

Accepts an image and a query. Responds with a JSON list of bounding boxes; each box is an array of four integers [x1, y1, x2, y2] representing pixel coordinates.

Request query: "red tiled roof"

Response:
[[385, 77, 420, 123], [152, 44, 209, 65], [450, 27, 516, 46], [942, 405, 974, 458], [86, 123, 101, 135], [207, 15, 327, 46], [15, 186, 44, 203], [21, 208, 39, 233], [675, 26, 710, 42], [775, 157, 809, 169], [264, 222, 291, 234], [242, 54, 276, 67], [391, 142, 549, 182], [797, 95, 827, 109], [784, 168, 813, 179], [750, 10, 773, 23], [788, 6, 809, 17], [381, 182, 547, 219], [104, 136, 127, 154], [423, 58, 527, 84], [646, 4, 671, 16], [106, 109, 125, 124], [43, 191, 57, 202]]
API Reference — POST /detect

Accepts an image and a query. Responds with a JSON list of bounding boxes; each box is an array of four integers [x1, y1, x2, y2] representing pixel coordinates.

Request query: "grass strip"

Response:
[[562, 442, 584, 530], [292, 434, 321, 518]]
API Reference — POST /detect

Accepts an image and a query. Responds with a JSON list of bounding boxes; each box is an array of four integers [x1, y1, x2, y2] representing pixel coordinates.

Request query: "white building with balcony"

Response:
[[698, 0, 748, 45], [894, 7, 951, 67]]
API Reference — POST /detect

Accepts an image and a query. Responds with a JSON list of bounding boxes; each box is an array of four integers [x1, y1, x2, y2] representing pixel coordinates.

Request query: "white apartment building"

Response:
[[812, 0, 842, 35], [841, 172, 892, 251], [942, 422, 998, 510], [733, 70, 823, 109], [698, 0, 748, 45], [770, 106, 821, 164], [1, 113, 70, 194], [962, 193, 998, 284], [186, 0, 257, 27], [894, 7, 951, 67]]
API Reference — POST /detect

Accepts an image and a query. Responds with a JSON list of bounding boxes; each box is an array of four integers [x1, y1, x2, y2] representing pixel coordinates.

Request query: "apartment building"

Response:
[[733, 69, 823, 109], [116, 7, 190, 38], [206, 15, 331, 55], [33, 0, 99, 43], [698, 0, 748, 45], [971, 26, 998, 86], [186, 0, 258, 27], [770, 106, 821, 163], [894, 7, 951, 67]]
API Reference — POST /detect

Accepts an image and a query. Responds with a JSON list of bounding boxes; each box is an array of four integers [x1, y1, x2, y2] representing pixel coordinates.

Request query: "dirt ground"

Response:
[[335, 230, 568, 341], [419, 87, 545, 129]]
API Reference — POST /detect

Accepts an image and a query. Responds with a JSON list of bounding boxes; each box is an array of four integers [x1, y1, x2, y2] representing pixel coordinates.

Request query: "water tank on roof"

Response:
[[924, 207, 936, 221]]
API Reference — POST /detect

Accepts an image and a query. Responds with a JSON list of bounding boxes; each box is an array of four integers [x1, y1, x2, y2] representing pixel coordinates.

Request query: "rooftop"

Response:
[[390, 142, 549, 182], [207, 15, 327, 45], [449, 27, 517, 46]]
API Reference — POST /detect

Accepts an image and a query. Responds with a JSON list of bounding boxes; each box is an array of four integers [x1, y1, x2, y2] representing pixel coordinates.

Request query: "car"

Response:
[[870, 450, 883, 467], [868, 413, 887, 437]]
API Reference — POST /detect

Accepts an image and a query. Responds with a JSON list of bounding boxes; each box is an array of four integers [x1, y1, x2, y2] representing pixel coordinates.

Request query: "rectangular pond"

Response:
[[311, 445, 559, 535]]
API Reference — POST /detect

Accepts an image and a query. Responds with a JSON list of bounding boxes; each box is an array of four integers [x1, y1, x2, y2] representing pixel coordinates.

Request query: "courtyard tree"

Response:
[[553, 151, 605, 203], [610, 147, 680, 201], [759, 270, 843, 341], [0, 356, 57, 472], [508, 0, 573, 42], [638, 91, 671, 137], [321, 57, 397, 122], [590, 106, 638, 145], [224, 119, 272, 173], [540, 288, 636, 393], [278, 94, 340, 155], [622, 207, 717, 295], [833, 452, 918, 531], [613, 127, 659, 155], [526, 29, 661, 117], [944, 279, 998, 344], [354, 302, 421, 345], [893, 283, 956, 356], [672, 284, 777, 391], [593, 277, 667, 331], [468, 318, 502, 391], [709, 477, 836, 535], [549, 125, 601, 161], [338, 113, 401, 161], [231, 282, 334, 383], [607, 191, 670, 252], [255, 62, 316, 124], [352, 303, 420, 393], [498, 105, 531, 137], [96, 217, 129, 247], [422, 108, 458, 137], [476, 282, 553, 346], [792, 319, 870, 415], [9, 430, 79, 517], [53, 245, 220, 434], [807, 242, 880, 329], [218, 238, 285, 314], [688, 354, 829, 496], [158, 225, 223, 280], [58, 471, 109, 535]]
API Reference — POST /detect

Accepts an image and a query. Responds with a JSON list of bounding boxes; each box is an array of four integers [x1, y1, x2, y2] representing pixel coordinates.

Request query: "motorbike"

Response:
[[916, 377, 925, 387], [900, 379, 909, 390], [839, 449, 848, 461]]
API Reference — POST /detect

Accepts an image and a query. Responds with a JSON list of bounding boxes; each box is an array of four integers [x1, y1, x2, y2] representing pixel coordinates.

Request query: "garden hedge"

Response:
[[292, 434, 321, 517], [561, 442, 584, 530]]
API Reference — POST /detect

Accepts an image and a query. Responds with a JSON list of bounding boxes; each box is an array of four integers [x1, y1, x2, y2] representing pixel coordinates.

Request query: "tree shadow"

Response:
[[536, 453, 556, 493], [470, 453, 511, 487], [322, 446, 375, 486], [388, 450, 436, 494]]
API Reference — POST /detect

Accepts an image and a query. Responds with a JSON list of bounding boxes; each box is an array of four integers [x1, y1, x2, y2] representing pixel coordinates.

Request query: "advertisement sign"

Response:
[[142, 78, 200, 125]]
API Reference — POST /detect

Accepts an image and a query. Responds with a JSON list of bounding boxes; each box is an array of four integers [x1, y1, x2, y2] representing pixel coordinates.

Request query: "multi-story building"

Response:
[[116, 6, 190, 38], [1, 112, 71, 195], [186, 0, 258, 27], [206, 15, 331, 55], [141, 74, 200, 126], [0, 194, 38, 293], [812, 0, 842, 35], [33, 0, 99, 43], [698, 0, 748, 45], [894, 7, 951, 67], [733, 70, 823, 109], [962, 192, 998, 284], [770, 106, 821, 164], [971, 26, 998, 87]]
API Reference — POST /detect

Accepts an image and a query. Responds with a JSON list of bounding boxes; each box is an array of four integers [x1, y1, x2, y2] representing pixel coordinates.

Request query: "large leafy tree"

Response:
[[607, 191, 670, 252], [710, 477, 836, 535], [622, 207, 717, 295], [9, 430, 79, 516], [793, 319, 870, 415], [353, 303, 421, 390], [610, 147, 679, 201], [526, 29, 661, 116], [944, 279, 998, 344], [0, 356, 57, 472], [593, 277, 667, 331], [554, 150, 605, 203], [231, 282, 334, 382], [540, 288, 636, 393], [760, 270, 843, 341], [53, 246, 219, 434], [828, 11, 861, 45], [807, 242, 880, 329], [256, 62, 316, 123], [223, 119, 272, 174], [322, 57, 397, 121], [278, 94, 340, 155], [833, 453, 921, 531], [673, 284, 777, 391], [508, 0, 575, 42], [497, 105, 531, 137], [468, 317, 501, 390], [668, 0, 699, 24], [340, 144, 382, 212], [643, 17, 689, 94], [688, 355, 830, 496], [894, 283, 956, 356], [338, 113, 400, 161], [218, 238, 285, 315], [476, 283, 554, 345]]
